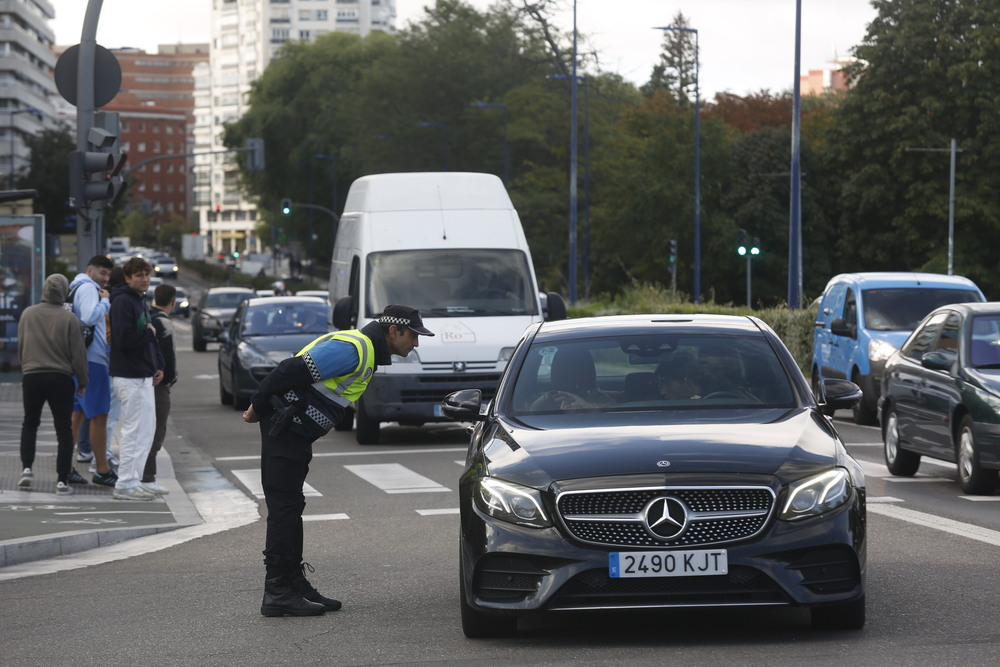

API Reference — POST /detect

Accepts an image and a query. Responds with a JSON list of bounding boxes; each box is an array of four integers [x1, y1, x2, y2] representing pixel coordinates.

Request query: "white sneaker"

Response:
[[140, 481, 169, 495], [112, 486, 155, 501], [76, 449, 94, 463], [56, 481, 74, 496], [18, 468, 32, 488]]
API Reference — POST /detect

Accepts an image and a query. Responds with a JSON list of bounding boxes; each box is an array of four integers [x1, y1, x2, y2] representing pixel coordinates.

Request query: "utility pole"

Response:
[[905, 139, 961, 275]]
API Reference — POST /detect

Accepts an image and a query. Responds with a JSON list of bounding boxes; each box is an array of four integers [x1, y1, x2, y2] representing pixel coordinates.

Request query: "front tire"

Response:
[[956, 415, 998, 495], [851, 372, 877, 425], [219, 367, 233, 406], [460, 556, 517, 638], [811, 596, 865, 630], [193, 332, 206, 352], [355, 398, 380, 445], [883, 406, 920, 476]]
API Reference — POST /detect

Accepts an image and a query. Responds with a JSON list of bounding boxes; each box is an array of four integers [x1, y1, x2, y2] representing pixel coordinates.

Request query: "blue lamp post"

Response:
[[655, 25, 700, 303], [9, 106, 42, 189], [470, 102, 508, 186], [417, 121, 449, 170], [788, 0, 803, 308]]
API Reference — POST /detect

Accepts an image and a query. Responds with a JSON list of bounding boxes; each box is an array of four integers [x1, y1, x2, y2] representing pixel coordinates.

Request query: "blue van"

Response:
[[812, 272, 984, 425]]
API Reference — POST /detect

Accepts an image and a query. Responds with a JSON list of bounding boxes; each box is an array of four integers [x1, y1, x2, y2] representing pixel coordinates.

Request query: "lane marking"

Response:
[[416, 508, 460, 516], [216, 447, 466, 462], [345, 463, 450, 494], [885, 477, 952, 483], [958, 496, 1000, 502], [231, 469, 322, 499], [868, 496, 904, 503], [303, 513, 350, 522], [868, 504, 1000, 547]]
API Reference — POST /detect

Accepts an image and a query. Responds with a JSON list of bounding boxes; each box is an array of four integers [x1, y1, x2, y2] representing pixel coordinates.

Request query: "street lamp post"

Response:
[[655, 25, 700, 303], [417, 122, 449, 170], [568, 0, 579, 304], [788, 0, 803, 308], [470, 103, 509, 186], [8, 107, 42, 189]]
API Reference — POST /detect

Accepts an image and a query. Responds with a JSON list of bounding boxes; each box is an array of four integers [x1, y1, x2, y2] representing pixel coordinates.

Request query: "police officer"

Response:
[[242, 304, 434, 617]]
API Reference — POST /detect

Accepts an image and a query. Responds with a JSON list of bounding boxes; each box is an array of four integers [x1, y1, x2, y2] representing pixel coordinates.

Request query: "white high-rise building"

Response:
[[1, 0, 59, 190], [199, 0, 397, 257]]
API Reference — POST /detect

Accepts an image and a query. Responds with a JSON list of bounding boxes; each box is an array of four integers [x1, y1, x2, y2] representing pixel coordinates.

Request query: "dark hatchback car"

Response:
[[217, 296, 330, 410], [881, 302, 1000, 494], [442, 314, 867, 637], [191, 286, 255, 351]]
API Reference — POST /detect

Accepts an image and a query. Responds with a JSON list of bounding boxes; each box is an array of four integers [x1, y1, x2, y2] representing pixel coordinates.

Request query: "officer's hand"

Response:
[[243, 404, 259, 423]]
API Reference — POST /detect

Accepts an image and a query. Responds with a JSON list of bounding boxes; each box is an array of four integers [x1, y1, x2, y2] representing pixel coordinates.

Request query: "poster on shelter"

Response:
[[0, 216, 44, 379]]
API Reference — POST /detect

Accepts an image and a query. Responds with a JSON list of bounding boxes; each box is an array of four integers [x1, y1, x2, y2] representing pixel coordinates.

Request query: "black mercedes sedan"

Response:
[[881, 302, 1000, 494], [442, 314, 867, 637], [217, 296, 330, 410]]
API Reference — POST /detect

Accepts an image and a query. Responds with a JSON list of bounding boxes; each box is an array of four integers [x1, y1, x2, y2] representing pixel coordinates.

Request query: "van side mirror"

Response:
[[830, 318, 856, 338], [333, 296, 355, 330], [542, 292, 567, 321]]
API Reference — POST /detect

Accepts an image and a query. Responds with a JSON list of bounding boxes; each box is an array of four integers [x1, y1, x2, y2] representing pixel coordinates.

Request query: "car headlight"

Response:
[[869, 339, 898, 363], [780, 468, 851, 521], [237, 341, 275, 368], [475, 477, 550, 528]]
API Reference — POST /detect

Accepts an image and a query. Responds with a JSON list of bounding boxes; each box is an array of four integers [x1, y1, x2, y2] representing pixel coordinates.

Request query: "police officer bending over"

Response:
[[242, 304, 434, 617]]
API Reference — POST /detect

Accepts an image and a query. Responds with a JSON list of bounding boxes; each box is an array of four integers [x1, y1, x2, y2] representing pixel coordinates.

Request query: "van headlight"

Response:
[[498, 347, 515, 362], [869, 339, 898, 363], [780, 468, 851, 520], [476, 478, 550, 528]]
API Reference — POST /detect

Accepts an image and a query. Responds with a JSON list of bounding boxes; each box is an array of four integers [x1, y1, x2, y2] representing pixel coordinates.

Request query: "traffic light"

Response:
[[668, 239, 677, 264], [232, 250, 240, 259], [91, 112, 128, 206], [280, 198, 292, 215], [737, 229, 748, 256], [69, 150, 114, 206], [750, 237, 761, 256]]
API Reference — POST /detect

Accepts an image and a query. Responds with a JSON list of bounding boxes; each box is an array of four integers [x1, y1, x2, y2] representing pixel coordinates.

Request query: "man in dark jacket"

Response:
[[242, 305, 434, 617], [143, 283, 177, 494], [108, 257, 164, 501], [18, 274, 89, 495]]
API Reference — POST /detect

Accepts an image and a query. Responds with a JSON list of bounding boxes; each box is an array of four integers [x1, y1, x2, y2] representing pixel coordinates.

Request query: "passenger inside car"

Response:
[[530, 348, 614, 411]]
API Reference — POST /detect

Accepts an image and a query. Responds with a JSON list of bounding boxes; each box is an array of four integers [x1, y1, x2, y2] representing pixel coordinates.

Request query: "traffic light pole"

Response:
[[75, 0, 103, 269]]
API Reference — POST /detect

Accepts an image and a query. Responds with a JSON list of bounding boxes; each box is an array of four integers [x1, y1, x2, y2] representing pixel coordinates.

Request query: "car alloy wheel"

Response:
[[956, 416, 998, 495], [883, 407, 920, 476]]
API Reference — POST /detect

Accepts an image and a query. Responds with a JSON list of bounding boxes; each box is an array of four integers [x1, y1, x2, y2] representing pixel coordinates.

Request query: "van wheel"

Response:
[[355, 399, 380, 445], [956, 416, 998, 494], [851, 373, 877, 425], [883, 406, 920, 476]]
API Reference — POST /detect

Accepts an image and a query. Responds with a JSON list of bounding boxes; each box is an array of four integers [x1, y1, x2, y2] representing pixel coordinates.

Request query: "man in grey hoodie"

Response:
[[17, 274, 89, 495]]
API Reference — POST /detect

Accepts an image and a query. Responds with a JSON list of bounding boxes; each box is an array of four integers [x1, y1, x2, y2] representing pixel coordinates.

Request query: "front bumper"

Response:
[[363, 372, 500, 424], [460, 488, 866, 616]]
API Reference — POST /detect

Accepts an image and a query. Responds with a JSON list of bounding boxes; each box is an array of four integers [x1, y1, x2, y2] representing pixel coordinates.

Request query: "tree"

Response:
[[18, 127, 75, 237], [641, 12, 697, 104], [828, 0, 1000, 295]]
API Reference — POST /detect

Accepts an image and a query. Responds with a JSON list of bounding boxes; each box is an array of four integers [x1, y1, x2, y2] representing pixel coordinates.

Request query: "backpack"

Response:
[[65, 284, 96, 347]]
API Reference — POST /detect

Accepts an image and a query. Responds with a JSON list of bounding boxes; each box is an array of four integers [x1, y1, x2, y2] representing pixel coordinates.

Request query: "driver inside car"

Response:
[[530, 349, 614, 411]]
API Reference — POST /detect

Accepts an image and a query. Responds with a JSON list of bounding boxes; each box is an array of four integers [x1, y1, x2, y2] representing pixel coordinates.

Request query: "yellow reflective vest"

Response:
[[295, 329, 375, 406]]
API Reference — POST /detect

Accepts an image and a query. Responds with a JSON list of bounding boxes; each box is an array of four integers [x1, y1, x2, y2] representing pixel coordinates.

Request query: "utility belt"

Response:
[[267, 386, 343, 441]]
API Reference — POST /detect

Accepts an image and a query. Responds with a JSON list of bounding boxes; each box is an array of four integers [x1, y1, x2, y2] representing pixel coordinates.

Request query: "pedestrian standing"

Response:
[[242, 304, 434, 616], [18, 274, 89, 495], [68, 254, 118, 487], [108, 257, 164, 501], [142, 283, 177, 494]]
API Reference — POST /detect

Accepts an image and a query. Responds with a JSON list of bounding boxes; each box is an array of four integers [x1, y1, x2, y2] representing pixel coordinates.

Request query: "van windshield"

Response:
[[366, 249, 539, 317], [862, 288, 982, 331]]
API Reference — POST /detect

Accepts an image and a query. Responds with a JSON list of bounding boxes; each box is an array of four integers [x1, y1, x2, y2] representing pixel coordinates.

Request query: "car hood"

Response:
[[243, 333, 322, 362], [484, 408, 843, 487]]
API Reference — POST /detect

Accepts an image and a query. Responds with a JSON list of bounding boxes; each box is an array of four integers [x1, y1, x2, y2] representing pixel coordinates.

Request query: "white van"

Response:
[[329, 172, 566, 443]]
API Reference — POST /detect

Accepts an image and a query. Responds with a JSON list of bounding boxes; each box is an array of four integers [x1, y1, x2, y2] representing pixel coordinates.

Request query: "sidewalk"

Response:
[[0, 383, 252, 569]]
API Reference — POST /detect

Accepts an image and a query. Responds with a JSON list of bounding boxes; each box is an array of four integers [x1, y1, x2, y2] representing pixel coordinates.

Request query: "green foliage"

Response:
[[19, 126, 75, 236]]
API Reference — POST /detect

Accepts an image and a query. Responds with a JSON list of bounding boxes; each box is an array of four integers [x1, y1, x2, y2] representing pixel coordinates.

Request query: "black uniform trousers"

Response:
[[259, 420, 316, 576]]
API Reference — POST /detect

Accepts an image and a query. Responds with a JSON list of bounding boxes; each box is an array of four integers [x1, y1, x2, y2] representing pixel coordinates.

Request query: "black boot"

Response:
[[290, 562, 342, 612], [261, 572, 326, 617]]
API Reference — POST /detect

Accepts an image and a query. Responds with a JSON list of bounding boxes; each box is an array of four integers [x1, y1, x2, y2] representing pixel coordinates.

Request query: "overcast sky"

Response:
[[50, 0, 879, 98]]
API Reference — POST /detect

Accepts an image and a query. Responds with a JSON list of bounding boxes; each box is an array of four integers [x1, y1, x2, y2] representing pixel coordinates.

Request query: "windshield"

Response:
[[205, 291, 253, 309], [509, 333, 796, 415], [970, 315, 1000, 368], [366, 249, 538, 317], [862, 288, 981, 331], [242, 301, 330, 336]]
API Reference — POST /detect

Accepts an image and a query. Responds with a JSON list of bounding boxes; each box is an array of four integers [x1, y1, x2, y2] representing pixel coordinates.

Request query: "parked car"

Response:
[[153, 256, 179, 278], [881, 302, 1000, 494], [812, 272, 984, 425], [173, 286, 191, 318], [191, 286, 255, 352], [442, 314, 867, 637], [217, 296, 330, 409]]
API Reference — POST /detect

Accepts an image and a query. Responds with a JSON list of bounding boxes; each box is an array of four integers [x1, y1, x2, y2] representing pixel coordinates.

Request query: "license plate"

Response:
[[609, 549, 728, 578]]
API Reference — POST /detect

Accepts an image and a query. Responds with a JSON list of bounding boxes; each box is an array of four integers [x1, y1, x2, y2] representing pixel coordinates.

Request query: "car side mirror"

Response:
[[218, 330, 230, 344], [830, 318, 856, 338], [921, 350, 955, 372], [820, 378, 863, 411], [440, 389, 486, 422]]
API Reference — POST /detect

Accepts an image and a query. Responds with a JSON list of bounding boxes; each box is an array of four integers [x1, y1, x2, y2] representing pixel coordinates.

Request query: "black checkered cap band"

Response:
[[379, 315, 412, 327]]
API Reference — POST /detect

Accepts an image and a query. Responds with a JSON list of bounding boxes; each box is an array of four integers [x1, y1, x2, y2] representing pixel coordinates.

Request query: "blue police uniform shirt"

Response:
[[305, 336, 362, 381]]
